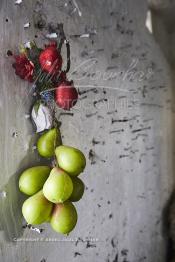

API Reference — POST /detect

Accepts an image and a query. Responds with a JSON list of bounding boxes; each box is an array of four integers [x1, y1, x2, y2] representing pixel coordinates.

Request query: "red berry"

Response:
[[39, 44, 62, 75], [55, 81, 78, 110]]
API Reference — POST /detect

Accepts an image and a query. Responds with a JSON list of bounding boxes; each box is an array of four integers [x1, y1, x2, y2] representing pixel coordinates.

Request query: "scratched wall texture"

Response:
[[0, 0, 174, 262]]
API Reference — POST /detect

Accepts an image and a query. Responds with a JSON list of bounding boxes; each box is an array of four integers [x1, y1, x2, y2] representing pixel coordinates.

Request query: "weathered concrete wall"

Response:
[[0, 0, 174, 261]]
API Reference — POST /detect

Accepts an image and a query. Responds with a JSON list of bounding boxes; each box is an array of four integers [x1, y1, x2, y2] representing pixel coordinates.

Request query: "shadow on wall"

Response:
[[163, 192, 175, 262], [148, 1, 175, 262], [0, 135, 47, 242]]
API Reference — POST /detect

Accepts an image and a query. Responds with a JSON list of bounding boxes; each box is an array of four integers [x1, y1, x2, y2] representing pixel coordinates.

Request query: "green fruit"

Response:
[[43, 167, 73, 203], [55, 145, 86, 176], [37, 128, 61, 158], [50, 202, 77, 234], [19, 166, 51, 196], [46, 213, 52, 223], [22, 190, 53, 225], [69, 177, 85, 202]]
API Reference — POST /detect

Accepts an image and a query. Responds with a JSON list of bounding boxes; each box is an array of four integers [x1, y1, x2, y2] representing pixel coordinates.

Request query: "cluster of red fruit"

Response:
[[12, 41, 78, 110]]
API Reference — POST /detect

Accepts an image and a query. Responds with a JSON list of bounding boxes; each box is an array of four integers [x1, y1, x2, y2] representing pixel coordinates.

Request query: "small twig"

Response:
[[65, 39, 71, 73]]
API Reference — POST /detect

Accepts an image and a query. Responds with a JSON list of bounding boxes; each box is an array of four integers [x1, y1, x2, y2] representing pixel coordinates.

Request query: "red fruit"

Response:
[[39, 42, 62, 75], [55, 81, 78, 110], [12, 55, 34, 82]]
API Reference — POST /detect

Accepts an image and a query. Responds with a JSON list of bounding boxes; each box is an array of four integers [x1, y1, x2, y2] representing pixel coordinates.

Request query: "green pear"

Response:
[[22, 190, 53, 225], [37, 128, 61, 158], [46, 213, 52, 223], [50, 202, 77, 234], [69, 177, 85, 202], [43, 167, 73, 203], [19, 166, 51, 196], [55, 145, 86, 176]]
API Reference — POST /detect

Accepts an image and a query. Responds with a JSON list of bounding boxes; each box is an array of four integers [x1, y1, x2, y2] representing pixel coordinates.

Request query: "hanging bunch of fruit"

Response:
[[19, 128, 86, 234], [11, 30, 87, 235], [12, 32, 78, 111]]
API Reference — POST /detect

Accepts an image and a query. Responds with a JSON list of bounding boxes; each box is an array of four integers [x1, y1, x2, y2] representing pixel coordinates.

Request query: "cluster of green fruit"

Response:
[[19, 128, 86, 235]]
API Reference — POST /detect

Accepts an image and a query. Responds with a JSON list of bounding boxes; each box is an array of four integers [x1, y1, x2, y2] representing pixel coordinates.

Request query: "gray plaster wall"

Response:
[[0, 0, 174, 262]]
